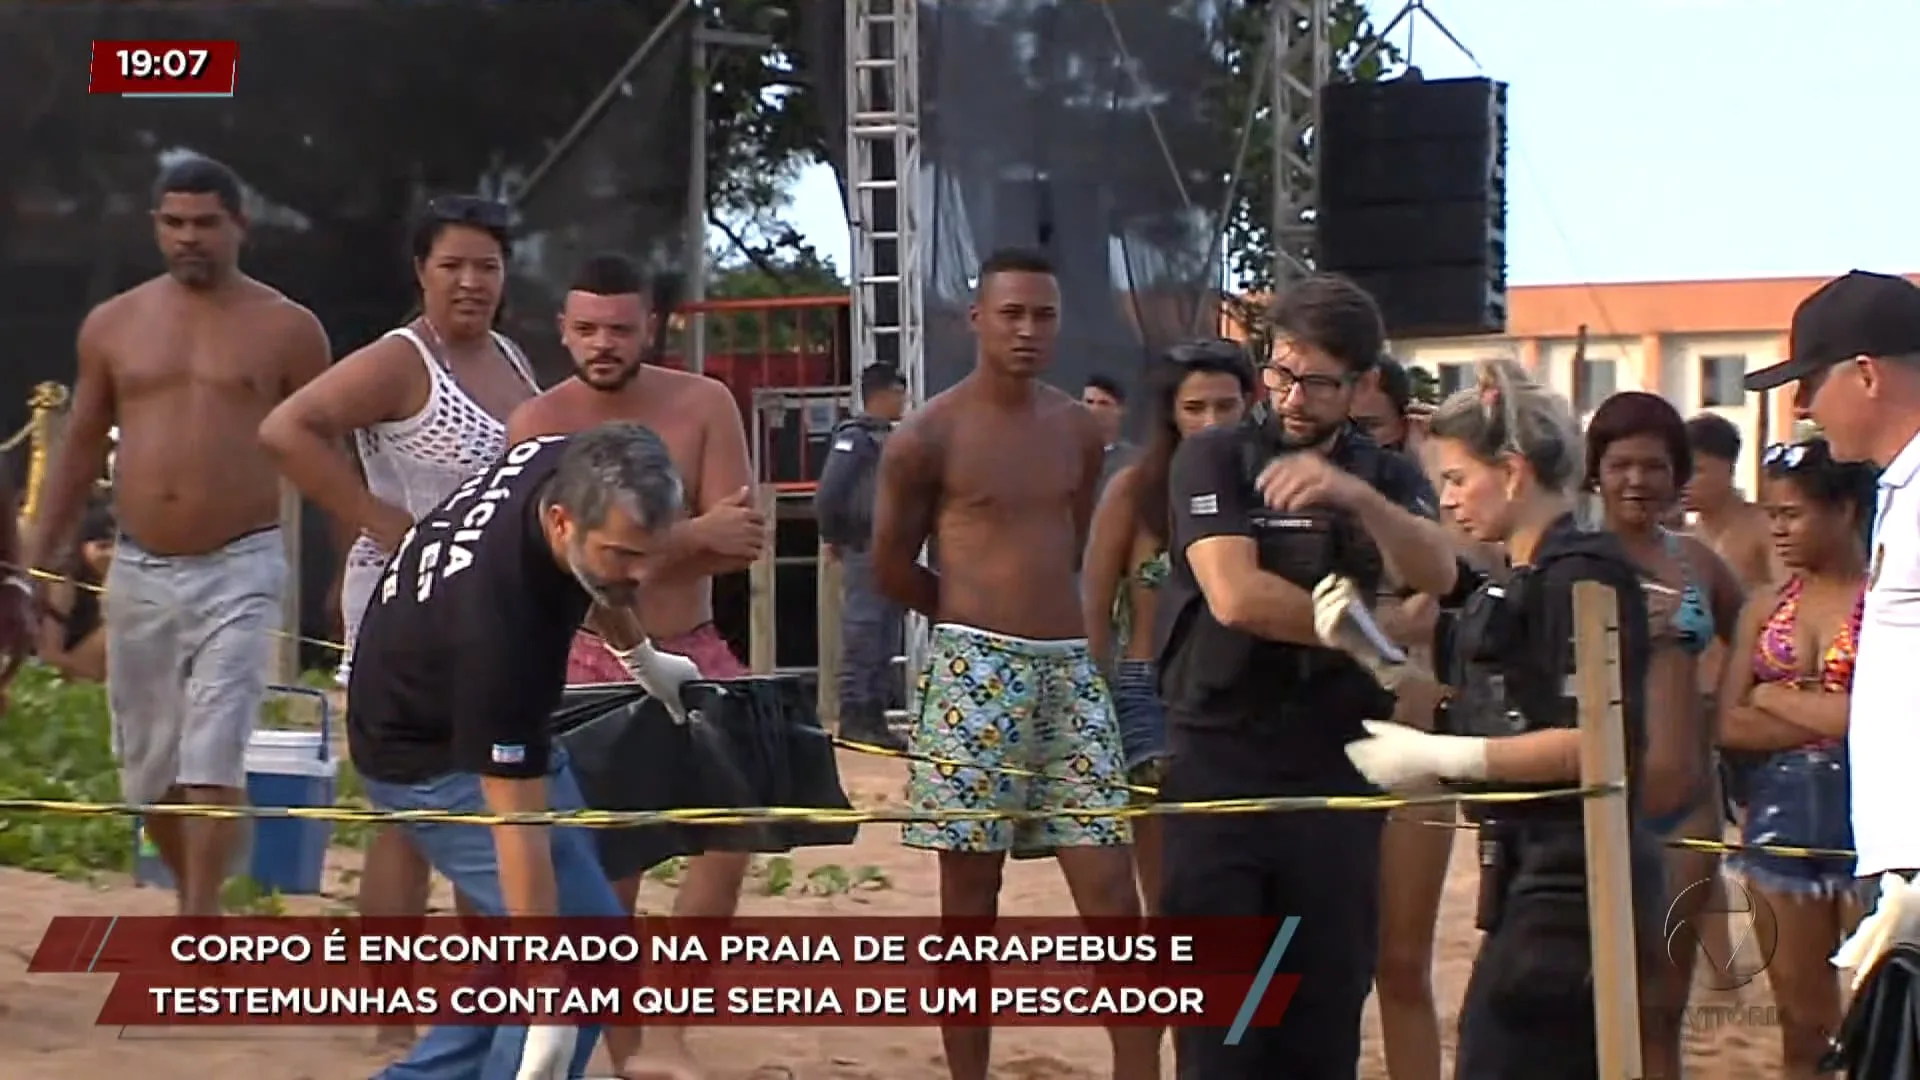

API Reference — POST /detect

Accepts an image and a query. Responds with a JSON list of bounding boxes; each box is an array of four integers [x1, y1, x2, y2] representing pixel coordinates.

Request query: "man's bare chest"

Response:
[[941, 440, 1080, 514], [112, 328, 280, 403], [568, 397, 706, 498]]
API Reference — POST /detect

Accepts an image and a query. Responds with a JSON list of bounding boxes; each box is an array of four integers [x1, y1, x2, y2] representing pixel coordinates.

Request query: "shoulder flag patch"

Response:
[[491, 743, 527, 765], [1189, 494, 1219, 516]]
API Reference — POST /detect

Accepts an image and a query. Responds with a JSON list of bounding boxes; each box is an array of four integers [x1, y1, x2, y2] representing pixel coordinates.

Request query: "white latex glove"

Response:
[[1833, 873, 1920, 991], [1311, 575, 1422, 692], [610, 638, 701, 724], [1344, 720, 1489, 789], [514, 1023, 580, 1080]]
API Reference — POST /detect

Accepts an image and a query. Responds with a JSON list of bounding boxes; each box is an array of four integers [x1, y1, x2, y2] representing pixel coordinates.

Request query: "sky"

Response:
[[784, 0, 1920, 287]]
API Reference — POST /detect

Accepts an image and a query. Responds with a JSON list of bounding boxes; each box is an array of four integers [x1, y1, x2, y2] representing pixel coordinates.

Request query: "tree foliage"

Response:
[[700, 1, 1403, 308], [695, 0, 841, 280], [0, 0, 1402, 333], [1210, 0, 1400, 295], [1406, 364, 1440, 405], [701, 246, 847, 353]]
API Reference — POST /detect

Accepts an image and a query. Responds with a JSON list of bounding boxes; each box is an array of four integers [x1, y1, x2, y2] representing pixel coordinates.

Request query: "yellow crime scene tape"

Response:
[[26, 566, 350, 655], [0, 784, 1622, 828], [6, 568, 1862, 861]]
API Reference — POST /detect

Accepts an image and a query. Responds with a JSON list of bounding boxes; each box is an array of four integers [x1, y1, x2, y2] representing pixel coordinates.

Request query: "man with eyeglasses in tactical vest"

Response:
[[1154, 275, 1459, 1078]]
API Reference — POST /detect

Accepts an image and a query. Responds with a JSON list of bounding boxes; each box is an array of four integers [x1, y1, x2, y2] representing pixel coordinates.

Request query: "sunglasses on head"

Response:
[[1762, 441, 1823, 470], [427, 195, 512, 231], [1164, 339, 1247, 367]]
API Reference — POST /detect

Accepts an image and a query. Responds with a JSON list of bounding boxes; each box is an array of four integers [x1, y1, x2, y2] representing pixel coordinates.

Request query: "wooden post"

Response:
[[276, 483, 303, 682], [1571, 581, 1644, 1079], [816, 541, 843, 729], [748, 485, 777, 674]]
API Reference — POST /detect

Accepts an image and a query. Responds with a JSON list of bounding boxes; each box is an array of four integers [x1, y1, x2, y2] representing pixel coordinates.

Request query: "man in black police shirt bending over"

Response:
[[1155, 275, 1460, 1079], [348, 422, 697, 1080]]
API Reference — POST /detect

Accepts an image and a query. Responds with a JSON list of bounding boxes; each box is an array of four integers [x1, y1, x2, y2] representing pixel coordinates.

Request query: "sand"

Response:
[[0, 749, 1785, 1079]]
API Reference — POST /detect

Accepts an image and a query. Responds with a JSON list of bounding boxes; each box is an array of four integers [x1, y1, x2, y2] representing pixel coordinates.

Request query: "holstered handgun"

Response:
[[1475, 823, 1516, 932]]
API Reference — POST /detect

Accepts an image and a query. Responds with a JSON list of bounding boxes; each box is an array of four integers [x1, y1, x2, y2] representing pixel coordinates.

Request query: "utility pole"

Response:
[[685, 22, 773, 375], [1570, 322, 1591, 418], [686, 28, 709, 374]]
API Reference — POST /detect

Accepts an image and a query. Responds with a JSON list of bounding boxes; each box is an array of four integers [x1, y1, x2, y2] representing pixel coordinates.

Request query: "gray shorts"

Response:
[[105, 528, 288, 804]]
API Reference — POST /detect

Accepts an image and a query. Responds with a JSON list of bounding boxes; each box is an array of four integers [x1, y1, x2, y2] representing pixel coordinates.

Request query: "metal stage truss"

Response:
[[836, 0, 1331, 714]]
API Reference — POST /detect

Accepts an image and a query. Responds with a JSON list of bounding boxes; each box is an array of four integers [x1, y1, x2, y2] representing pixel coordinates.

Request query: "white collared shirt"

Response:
[[1852, 428, 1920, 875]]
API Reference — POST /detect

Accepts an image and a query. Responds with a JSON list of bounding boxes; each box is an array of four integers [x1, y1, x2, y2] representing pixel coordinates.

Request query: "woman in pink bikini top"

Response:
[[1749, 576, 1863, 720], [1716, 437, 1874, 1077]]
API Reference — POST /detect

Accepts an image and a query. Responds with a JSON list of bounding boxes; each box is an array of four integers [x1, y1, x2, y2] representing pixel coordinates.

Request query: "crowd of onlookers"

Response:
[[23, 311, 1896, 1077], [1078, 342, 1885, 1079]]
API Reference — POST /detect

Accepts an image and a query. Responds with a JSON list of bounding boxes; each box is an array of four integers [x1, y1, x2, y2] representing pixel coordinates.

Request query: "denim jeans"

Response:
[[1730, 743, 1856, 898], [361, 750, 623, 1080], [1111, 659, 1168, 777]]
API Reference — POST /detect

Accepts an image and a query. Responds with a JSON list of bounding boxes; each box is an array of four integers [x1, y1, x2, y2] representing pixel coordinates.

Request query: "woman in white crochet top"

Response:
[[260, 195, 538, 1047]]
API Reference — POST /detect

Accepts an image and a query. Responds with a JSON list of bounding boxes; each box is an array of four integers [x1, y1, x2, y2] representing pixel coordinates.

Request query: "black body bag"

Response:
[[1822, 943, 1920, 1079], [550, 677, 859, 881]]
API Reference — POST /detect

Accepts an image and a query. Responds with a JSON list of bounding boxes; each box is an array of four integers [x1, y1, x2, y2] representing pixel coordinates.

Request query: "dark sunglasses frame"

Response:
[[1164, 339, 1249, 368], [1762, 441, 1824, 470], [427, 195, 513, 231]]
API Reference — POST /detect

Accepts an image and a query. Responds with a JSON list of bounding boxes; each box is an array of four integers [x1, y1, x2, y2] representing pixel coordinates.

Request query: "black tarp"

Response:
[[1825, 942, 1920, 1079], [552, 678, 858, 881]]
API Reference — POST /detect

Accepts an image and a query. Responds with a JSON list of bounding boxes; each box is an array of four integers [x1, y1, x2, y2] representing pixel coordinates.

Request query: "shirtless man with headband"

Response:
[[506, 252, 769, 1075]]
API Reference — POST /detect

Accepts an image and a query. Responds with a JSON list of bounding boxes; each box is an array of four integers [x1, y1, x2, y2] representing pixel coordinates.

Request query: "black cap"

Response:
[[1745, 271, 1920, 392], [1375, 355, 1412, 412]]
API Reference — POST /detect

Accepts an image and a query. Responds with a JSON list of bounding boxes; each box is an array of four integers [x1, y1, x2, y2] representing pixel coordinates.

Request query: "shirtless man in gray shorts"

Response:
[[26, 156, 330, 916]]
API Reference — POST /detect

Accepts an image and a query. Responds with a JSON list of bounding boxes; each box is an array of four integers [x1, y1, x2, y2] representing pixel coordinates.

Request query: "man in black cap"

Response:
[[1742, 269, 1920, 899]]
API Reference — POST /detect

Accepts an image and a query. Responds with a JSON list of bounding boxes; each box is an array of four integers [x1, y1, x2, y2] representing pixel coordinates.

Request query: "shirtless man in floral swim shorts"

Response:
[[869, 247, 1155, 1080]]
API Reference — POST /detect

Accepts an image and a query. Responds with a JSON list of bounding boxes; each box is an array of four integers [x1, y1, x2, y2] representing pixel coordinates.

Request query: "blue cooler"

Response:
[[134, 686, 338, 896]]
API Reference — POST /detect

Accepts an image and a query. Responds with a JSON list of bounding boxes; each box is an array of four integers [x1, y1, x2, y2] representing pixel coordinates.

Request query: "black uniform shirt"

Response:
[[1438, 513, 1651, 821], [1156, 421, 1435, 778], [347, 436, 593, 785], [813, 416, 887, 550]]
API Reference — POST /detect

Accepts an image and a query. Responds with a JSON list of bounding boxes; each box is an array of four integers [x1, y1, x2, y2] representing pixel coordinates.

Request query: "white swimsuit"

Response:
[[335, 326, 538, 683]]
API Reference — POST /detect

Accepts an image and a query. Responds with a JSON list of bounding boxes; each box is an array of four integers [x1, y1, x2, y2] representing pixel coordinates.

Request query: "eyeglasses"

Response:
[[427, 195, 513, 231], [1263, 362, 1351, 398]]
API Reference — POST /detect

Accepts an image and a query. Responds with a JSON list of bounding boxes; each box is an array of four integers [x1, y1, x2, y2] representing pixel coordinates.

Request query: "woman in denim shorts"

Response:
[[1082, 341, 1253, 913], [1718, 438, 1875, 1076]]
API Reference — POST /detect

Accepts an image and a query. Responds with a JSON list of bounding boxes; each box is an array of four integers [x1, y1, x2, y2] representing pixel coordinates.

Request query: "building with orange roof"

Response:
[[1386, 274, 1919, 491]]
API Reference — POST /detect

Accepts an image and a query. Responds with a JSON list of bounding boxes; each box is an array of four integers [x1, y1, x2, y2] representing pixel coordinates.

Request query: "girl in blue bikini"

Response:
[[1587, 392, 1745, 1077], [1082, 342, 1253, 916]]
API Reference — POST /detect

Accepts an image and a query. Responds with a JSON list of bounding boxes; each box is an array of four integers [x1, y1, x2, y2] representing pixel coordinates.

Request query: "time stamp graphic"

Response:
[[89, 40, 241, 98]]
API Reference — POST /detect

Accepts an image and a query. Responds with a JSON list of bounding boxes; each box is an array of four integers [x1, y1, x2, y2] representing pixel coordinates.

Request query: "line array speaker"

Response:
[[1316, 75, 1508, 339]]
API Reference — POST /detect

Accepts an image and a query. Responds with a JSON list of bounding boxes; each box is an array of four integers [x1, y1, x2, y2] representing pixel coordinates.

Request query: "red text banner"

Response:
[[31, 916, 1280, 974], [31, 917, 1304, 1029]]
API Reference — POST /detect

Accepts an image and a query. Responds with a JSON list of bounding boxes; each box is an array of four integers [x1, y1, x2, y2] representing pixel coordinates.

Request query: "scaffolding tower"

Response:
[[836, 1, 1330, 718], [844, 0, 925, 408], [1270, 0, 1331, 286], [843, 0, 927, 718]]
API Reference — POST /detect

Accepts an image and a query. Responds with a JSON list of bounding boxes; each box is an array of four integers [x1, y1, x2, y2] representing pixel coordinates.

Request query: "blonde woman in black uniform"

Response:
[[1306, 359, 1682, 1079]]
